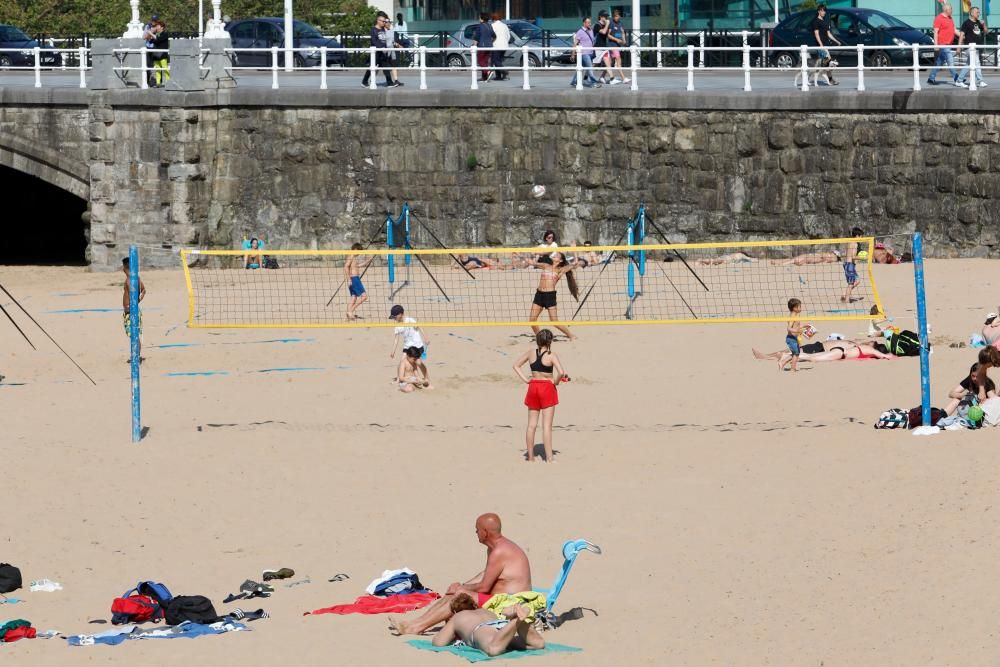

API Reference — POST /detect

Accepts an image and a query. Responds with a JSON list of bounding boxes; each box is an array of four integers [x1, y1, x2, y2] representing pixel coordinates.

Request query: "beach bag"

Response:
[[907, 406, 946, 429], [372, 572, 426, 596], [0, 564, 22, 594], [889, 330, 921, 357], [111, 594, 163, 624], [123, 581, 173, 606], [164, 595, 220, 625], [981, 397, 1000, 427], [874, 408, 908, 429]]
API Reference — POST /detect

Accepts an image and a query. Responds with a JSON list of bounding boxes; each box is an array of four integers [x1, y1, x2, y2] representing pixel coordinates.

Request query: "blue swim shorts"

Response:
[[786, 335, 800, 356], [349, 276, 365, 297], [843, 261, 858, 286]]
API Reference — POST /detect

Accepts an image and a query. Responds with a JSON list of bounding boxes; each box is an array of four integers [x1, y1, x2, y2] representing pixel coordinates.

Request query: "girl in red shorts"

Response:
[[512, 329, 568, 462]]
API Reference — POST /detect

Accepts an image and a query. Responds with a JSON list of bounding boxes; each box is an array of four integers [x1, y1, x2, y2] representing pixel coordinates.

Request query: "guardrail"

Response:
[[0, 41, 995, 93]]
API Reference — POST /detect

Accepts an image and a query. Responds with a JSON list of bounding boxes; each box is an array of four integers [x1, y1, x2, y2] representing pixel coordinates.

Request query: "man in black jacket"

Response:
[[362, 12, 399, 88]]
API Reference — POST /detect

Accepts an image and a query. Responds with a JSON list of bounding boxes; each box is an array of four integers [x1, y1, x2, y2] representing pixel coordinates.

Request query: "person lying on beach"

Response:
[[389, 513, 531, 636], [944, 362, 997, 415], [430, 594, 544, 657], [982, 311, 1000, 348], [872, 242, 900, 264], [769, 252, 840, 266], [779, 342, 895, 366], [695, 252, 757, 266], [456, 254, 505, 270]]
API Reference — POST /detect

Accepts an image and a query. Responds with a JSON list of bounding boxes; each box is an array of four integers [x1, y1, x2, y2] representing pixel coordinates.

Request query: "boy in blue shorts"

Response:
[[780, 298, 804, 372], [345, 243, 374, 320], [841, 227, 862, 303]]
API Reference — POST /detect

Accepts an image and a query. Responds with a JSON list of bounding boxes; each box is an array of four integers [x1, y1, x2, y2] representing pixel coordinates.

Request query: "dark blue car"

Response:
[[227, 18, 347, 68], [0, 24, 63, 68], [769, 8, 934, 68]]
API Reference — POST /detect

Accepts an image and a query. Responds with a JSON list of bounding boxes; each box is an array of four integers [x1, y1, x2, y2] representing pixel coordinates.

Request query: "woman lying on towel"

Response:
[[754, 340, 895, 364], [431, 593, 544, 657]]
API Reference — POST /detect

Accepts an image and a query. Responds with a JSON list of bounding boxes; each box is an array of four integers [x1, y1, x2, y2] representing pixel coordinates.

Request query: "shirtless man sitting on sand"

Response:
[[431, 593, 545, 657], [389, 512, 531, 636]]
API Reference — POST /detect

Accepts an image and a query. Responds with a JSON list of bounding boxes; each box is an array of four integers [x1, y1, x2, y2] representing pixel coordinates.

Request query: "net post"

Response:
[[386, 212, 395, 286], [912, 232, 932, 427], [128, 245, 141, 443], [404, 203, 412, 267], [637, 205, 647, 277], [627, 224, 635, 299]]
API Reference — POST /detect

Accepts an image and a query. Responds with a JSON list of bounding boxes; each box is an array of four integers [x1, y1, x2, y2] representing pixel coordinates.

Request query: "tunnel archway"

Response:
[[0, 166, 89, 265]]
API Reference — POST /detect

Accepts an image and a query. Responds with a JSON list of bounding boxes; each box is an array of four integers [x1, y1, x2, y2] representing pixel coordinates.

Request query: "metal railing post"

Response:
[[911, 43, 921, 91], [799, 44, 809, 91], [656, 32, 663, 68], [575, 44, 583, 90], [522, 44, 530, 90], [33, 46, 41, 87], [368, 46, 377, 90], [471, 45, 479, 90], [140, 46, 148, 89], [699, 31, 705, 67], [856, 43, 865, 91], [630, 45, 639, 90], [419, 46, 427, 90], [742, 35, 751, 91], [78, 46, 86, 88], [271, 46, 279, 89], [320, 46, 327, 89], [969, 43, 978, 91], [686, 43, 694, 91]]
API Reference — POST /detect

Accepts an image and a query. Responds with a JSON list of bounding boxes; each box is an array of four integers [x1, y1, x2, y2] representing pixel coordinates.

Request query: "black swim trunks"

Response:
[[801, 342, 825, 354], [533, 290, 557, 309]]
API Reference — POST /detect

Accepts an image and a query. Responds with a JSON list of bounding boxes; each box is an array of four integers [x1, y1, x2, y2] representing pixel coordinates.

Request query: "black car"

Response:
[[0, 24, 63, 68], [227, 18, 347, 68], [769, 8, 934, 68]]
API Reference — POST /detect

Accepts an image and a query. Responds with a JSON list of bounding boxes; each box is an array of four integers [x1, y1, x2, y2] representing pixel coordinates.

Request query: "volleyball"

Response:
[[531, 184, 546, 198]]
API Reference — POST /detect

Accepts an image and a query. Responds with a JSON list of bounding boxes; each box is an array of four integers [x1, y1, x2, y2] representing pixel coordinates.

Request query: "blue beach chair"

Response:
[[534, 539, 601, 628]]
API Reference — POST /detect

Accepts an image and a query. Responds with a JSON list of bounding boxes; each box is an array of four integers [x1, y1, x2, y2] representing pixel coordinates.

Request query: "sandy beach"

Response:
[[2, 258, 1000, 665]]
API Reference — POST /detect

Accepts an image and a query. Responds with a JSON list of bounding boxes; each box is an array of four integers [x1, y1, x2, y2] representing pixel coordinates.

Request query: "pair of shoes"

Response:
[[609, 78, 621, 85], [262, 568, 295, 581], [926, 78, 938, 85], [953, 79, 966, 87], [388, 80, 402, 87]]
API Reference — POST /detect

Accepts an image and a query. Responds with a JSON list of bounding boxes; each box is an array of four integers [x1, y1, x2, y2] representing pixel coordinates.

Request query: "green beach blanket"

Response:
[[407, 638, 582, 662]]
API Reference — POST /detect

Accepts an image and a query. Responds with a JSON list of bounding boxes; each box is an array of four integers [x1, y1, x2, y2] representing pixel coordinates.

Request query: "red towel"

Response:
[[306, 592, 440, 616], [3, 626, 36, 642]]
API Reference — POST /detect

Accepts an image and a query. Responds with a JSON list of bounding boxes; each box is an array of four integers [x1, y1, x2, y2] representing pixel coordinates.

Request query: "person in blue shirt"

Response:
[[474, 12, 496, 82], [362, 12, 399, 88]]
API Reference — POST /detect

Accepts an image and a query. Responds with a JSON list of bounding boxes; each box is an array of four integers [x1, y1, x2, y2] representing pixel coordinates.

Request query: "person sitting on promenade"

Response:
[[388, 513, 531, 636], [431, 594, 545, 657]]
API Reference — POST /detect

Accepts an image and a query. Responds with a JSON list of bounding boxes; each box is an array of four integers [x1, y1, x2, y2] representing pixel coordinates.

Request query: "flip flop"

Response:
[[327, 573, 350, 583]]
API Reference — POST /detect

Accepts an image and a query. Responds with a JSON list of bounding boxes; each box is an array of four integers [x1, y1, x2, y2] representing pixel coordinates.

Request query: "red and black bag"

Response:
[[111, 594, 163, 625]]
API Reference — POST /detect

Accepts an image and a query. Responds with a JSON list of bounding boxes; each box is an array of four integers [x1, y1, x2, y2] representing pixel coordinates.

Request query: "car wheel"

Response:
[[0, 55, 10, 69], [294, 54, 306, 69], [446, 53, 466, 68], [527, 54, 541, 68], [869, 51, 891, 69], [774, 51, 797, 69]]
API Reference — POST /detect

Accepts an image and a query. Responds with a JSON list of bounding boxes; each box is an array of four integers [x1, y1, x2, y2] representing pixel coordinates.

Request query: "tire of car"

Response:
[[868, 50, 891, 69], [294, 53, 306, 69], [446, 53, 466, 68], [774, 51, 797, 69], [0, 55, 10, 68], [526, 53, 541, 68]]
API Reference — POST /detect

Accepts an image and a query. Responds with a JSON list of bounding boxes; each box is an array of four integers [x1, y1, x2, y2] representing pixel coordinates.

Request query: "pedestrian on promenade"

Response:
[[593, 10, 613, 84], [570, 17, 602, 88], [362, 11, 399, 88], [927, 3, 963, 86], [811, 4, 841, 85], [475, 12, 496, 81], [958, 6, 989, 88], [608, 8, 630, 84], [492, 13, 511, 80]]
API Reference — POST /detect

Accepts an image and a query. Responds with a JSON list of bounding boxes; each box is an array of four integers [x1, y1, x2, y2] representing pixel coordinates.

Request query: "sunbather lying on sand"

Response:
[[431, 594, 545, 657], [695, 252, 757, 266], [769, 252, 840, 266]]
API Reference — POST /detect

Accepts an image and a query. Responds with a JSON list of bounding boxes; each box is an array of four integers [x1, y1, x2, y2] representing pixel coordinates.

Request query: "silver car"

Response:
[[444, 20, 573, 68]]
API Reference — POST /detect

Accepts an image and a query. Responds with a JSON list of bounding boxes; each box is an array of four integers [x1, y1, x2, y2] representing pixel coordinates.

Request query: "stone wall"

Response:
[[1, 88, 997, 268]]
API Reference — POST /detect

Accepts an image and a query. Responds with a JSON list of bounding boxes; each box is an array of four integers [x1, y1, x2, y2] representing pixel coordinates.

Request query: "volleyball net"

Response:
[[180, 237, 886, 329]]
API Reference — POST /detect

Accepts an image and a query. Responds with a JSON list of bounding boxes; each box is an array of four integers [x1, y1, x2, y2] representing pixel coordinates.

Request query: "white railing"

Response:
[[0, 41, 996, 93]]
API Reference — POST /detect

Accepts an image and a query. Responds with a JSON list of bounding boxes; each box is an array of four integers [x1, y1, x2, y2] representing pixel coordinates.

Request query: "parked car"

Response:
[[0, 24, 63, 68], [768, 8, 934, 68], [227, 18, 347, 68], [444, 20, 573, 68]]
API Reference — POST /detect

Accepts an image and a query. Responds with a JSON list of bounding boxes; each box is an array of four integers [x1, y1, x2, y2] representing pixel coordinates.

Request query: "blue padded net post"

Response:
[[386, 212, 396, 286], [128, 245, 141, 443], [913, 233, 932, 427]]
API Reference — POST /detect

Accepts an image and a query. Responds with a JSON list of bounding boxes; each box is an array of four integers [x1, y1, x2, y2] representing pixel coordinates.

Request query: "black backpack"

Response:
[[0, 564, 21, 594], [164, 595, 221, 626], [889, 330, 921, 357]]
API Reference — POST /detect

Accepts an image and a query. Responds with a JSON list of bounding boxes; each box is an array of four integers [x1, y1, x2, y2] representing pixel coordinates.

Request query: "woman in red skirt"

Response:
[[513, 329, 568, 462]]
